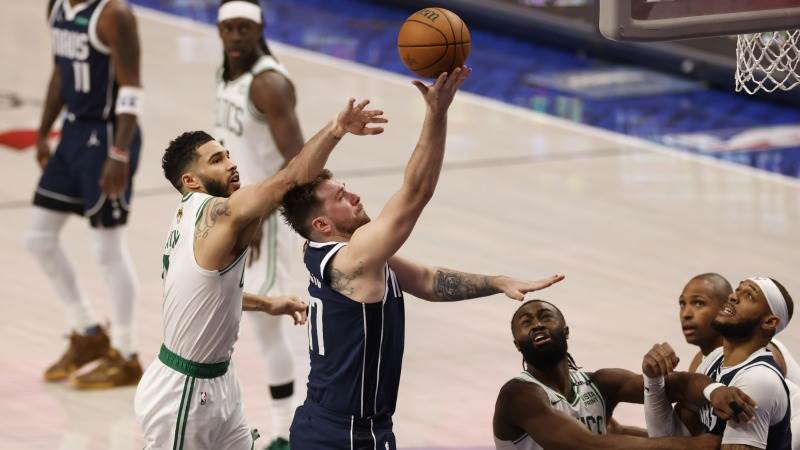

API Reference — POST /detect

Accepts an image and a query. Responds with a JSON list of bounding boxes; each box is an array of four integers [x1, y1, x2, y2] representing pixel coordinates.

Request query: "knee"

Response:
[[24, 230, 58, 258]]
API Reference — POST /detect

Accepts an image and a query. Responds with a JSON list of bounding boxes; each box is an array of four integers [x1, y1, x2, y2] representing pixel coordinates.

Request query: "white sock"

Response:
[[25, 208, 97, 331], [270, 396, 293, 440], [90, 226, 137, 357]]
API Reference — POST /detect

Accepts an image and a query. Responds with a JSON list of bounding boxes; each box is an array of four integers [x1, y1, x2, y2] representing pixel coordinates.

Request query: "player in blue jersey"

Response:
[[644, 277, 795, 449], [26, 0, 143, 389], [279, 67, 564, 449]]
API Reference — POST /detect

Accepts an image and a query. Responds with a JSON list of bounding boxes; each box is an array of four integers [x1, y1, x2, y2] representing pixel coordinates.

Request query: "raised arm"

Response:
[[227, 98, 386, 226], [338, 68, 470, 273], [493, 380, 719, 450], [388, 255, 563, 302]]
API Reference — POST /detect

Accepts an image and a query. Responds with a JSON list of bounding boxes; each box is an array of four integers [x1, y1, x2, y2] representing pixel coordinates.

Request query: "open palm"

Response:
[[336, 98, 388, 136]]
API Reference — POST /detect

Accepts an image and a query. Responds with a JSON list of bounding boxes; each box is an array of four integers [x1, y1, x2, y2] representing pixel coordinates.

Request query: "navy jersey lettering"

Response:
[[49, 0, 116, 120], [304, 241, 405, 419]]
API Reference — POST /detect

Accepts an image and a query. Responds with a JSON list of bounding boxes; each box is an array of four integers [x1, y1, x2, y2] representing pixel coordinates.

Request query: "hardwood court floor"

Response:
[[1, 2, 799, 449]]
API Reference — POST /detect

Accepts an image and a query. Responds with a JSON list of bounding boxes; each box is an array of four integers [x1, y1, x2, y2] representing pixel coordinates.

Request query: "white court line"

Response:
[[134, 5, 800, 189]]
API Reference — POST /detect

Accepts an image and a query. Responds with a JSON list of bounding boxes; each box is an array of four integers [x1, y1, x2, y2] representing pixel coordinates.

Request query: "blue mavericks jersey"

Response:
[[304, 241, 405, 419], [700, 349, 791, 450], [49, 0, 116, 121]]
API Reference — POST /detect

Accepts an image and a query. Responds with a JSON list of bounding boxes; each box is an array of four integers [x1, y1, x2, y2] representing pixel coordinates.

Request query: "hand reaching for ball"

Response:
[[412, 66, 471, 114]]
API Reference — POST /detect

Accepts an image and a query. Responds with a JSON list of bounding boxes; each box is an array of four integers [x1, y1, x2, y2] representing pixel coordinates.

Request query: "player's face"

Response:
[[512, 302, 568, 370], [314, 179, 370, 236], [193, 141, 240, 197], [711, 280, 770, 339], [679, 278, 722, 347], [218, 18, 262, 62]]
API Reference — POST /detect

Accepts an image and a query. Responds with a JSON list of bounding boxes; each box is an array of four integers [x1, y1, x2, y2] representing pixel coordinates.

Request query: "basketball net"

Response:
[[736, 29, 800, 94]]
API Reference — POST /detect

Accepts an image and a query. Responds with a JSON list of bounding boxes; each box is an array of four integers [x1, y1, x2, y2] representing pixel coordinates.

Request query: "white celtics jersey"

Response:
[[215, 55, 291, 184], [160, 192, 248, 364], [495, 370, 607, 450]]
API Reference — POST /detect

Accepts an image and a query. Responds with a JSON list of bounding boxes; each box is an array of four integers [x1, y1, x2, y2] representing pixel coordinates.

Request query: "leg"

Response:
[[245, 214, 298, 446], [25, 207, 97, 332], [27, 123, 110, 380], [70, 123, 142, 389]]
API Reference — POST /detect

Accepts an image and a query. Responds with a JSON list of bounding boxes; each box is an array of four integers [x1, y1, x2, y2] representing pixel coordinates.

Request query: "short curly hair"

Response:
[[280, 169, 333, 240], [162, 131, 214, 190]]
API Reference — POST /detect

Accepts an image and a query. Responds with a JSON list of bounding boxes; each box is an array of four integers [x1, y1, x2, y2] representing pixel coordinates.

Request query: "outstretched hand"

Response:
[[262, 295, 308, 325], [411, 66, 471, 114], [333, 98, 388, 137], [498, 274, 565, 301]]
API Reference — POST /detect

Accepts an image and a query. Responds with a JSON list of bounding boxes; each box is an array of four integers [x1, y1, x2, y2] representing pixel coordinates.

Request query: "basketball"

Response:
[[397, 8, 471, 78]]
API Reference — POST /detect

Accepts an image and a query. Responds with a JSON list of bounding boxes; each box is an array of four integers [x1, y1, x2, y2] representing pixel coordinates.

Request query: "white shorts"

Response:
[[134, 359, 254, 450]]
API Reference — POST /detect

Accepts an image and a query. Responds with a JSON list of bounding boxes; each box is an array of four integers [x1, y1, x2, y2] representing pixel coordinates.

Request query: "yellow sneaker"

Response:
[[70, 349, 143, 390], [44, 328, 110, 382]]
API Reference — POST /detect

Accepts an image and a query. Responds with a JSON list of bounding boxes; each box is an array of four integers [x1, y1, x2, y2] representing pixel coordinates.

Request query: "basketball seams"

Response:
[[399, 20, 449, 73], [400, 19, 448, 45], [435, 8, 458, 72]]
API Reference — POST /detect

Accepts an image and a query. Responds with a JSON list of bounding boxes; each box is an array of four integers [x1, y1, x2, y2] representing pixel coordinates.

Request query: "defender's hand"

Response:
[[333, 98, 387, 137], [642, 343, 680, 377], [99, 158, 129, 198], [497, 274, 565, 301], [710, 386, 757, 423], [35, 136, 52, 169], [263, 295, 308, 325], [411, 66, 471, 114]]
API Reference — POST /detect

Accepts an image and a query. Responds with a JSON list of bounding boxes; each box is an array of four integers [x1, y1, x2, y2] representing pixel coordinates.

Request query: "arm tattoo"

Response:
[[432, 269, 499, 301], [195, 198, 231, 240], [328, 262, 364, 297]]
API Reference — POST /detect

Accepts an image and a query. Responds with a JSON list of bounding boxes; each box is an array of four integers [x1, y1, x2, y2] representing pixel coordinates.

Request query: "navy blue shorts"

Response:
[[290, 401, 396, 450], [33, 118, 141, 228]]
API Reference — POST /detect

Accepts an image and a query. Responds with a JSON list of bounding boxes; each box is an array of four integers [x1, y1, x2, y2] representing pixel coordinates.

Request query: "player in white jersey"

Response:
[[134, 96, 387, 449], [493, 300, 741, 450], [214, 2, 304, 447], [641, 273, 800, 448]]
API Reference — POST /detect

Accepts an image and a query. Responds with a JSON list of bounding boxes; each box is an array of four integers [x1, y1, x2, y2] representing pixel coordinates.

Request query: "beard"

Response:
[[711, 316, 760, 339], [199, 175, 229, 198], [337, 211, 371, 235], [519, 329, 569, 370]]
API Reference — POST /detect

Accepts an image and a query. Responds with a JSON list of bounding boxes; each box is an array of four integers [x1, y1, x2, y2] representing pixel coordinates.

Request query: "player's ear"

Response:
[[564, 326, 570, 340], [763, 315, 780, 335], [181, 172, 202, 191], [311, 216, 331, 235]]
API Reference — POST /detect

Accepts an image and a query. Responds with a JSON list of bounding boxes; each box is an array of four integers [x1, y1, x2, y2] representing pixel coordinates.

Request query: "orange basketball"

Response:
[[397, 8, 471, 78]]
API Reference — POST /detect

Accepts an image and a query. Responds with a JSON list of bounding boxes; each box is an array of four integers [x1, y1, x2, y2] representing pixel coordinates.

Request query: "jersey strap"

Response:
[[158, 344, 229, 378]]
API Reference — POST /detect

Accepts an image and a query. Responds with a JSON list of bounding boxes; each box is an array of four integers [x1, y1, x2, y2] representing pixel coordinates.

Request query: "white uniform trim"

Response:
[[319, 242, 346, 280], [62, 0, 95, 21], [87, 0, 111, 54], [48, 0, 64, 25], [35, 187, 83, 204]]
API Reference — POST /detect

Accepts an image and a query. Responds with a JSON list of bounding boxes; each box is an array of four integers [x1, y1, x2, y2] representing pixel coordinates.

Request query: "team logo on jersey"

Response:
[[580, 390, 600, 407], [87, 130, 100, 147], [200, 392, 208, 405]]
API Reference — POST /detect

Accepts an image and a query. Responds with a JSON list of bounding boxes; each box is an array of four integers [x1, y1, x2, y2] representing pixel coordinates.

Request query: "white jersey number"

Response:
[[308, 297, 325, 356]]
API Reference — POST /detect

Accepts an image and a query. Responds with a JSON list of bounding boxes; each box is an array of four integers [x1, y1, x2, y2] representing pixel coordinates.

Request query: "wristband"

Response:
[[703, 382, 725, 401], [115, 86, 143, 117], [108, 146, 130, 163]]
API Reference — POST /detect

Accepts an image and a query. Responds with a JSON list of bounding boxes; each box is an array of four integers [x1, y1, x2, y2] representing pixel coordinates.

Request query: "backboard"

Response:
[[599, 0, 800, 42]]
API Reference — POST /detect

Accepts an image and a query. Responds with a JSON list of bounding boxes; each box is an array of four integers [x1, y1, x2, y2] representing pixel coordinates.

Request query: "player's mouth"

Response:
[[720, 303, 736, 317], [682, 326, 696, 337], [230, 172, 240, 188], [226, 48, 245, 58], [531, 331, 551, 347]]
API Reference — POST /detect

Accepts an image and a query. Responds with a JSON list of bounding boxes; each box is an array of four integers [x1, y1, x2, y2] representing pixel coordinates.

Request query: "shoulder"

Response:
[[250, 70, 294, 104], [100, 0, 136, 24], [698, 347, 724, 373], [688, 350, 705, 372], [731, 363, 787, 412]]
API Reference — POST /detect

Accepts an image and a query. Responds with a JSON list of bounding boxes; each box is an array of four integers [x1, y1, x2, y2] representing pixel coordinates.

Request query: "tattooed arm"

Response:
[[389, 255, 564, 302]]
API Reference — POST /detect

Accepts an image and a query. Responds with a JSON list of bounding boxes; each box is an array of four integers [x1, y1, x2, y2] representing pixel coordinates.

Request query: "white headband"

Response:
[[748, 277, 790, 334], [218, 1, 262, 24]]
